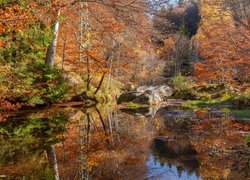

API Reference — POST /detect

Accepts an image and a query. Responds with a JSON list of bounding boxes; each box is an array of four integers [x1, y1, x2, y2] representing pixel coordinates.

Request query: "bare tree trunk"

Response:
[[175, 36, 179, 76], [46, 145, 60, 180], [86, 55, 91, 91], [95, 107, 110, 146], [94, 73, 106, 94], [46, 9, 61, 67], [79, 2, 91, 91], [79, 3, 84, 62], [86, 113, 91, 145], [106, 107, 113, 137], [84, 2, 91, 91], [106, 54, 114, 91], [61, 34, 67, 71]]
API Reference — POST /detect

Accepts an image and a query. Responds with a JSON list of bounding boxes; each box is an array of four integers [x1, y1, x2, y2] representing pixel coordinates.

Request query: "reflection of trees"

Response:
[[163, 109, 195, 133], [4, 106, 248, 179], [46, 145, 59, 180], [192, 119, 250, 179], [154, 110, 250, 180], [55, 105, 154, 179], [0, 116, 67, 178], [90, 107, 153, 180], [95, 107, 110, 147], [152, 136, 200, 178], [151, 107, 199, 178], [120, 105, 162, 118]]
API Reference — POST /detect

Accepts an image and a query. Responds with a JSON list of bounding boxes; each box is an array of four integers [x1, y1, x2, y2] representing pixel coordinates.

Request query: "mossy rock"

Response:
[[117, 92, 142, 104]]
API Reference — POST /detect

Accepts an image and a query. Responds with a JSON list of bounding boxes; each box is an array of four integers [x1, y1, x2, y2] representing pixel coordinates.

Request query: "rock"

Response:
[[63, 73, 84, 86], [123, 82, 136, 91], [118, 85, 173, 105], [117, 91, 142, 104], [132, 94, 152, 104], [120, 105, 162, 117]]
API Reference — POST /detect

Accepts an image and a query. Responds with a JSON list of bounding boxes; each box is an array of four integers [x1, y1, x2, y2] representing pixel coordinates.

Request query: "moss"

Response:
[[184, 99, 231, 109], [127, 102, 149, 108], [227, 109, 250, 118], [244, 136, 250, 145], [195, 84, 225, 94], [232, 92, 250, 109], [172, 88, 197, 100]]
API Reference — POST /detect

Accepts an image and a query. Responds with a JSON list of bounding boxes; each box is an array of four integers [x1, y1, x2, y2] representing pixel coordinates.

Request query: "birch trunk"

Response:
[[46, 9, 61, 67], [46, 145, 60, 180]]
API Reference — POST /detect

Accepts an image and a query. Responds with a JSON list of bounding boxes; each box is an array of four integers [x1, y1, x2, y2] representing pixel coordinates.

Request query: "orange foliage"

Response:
[[195, 0, 250, 84], [0, 3, 35, 34], [56, 1, 146, 82], [225, 120, 250, 131], [0, 100, 22, 111]]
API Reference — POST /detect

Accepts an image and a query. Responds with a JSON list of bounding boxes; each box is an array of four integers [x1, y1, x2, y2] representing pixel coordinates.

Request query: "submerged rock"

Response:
[[118, 85, 173, 105], [120, 105, 162, 117]]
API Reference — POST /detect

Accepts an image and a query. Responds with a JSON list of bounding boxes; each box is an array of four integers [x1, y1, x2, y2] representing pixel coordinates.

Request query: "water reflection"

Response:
[[0, 114, 67, 179], [0, 106, 249, 179], [146, 155, 201, 180]]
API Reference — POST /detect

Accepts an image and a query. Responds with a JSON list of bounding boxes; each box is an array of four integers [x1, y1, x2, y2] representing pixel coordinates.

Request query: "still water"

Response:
[[0, 105, 249, 179]]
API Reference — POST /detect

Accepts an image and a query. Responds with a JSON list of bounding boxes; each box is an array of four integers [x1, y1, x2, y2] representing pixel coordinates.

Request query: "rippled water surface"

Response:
[[0, 105, 249, 179]]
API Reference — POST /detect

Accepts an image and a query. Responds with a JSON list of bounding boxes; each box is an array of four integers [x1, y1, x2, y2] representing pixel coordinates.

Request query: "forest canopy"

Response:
[[0, 0, 249, 110]]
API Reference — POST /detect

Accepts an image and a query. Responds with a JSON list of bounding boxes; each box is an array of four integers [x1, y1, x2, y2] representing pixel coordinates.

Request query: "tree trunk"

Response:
[[95, 107, 110, 147], [94, 73, 106, 94], [46, 9, 61, 67], [79, 2, 84, 62], [46, 145, 60, 180], [85, 3, 91, 91], [106, 54, 114, 91], [106, 107, 113, 137], [61, 34, 67, 71]]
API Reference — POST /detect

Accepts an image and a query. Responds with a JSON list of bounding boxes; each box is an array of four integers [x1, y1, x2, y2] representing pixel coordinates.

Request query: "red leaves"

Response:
[[225, 120, 250, 131], [0, 99, 22, 111]]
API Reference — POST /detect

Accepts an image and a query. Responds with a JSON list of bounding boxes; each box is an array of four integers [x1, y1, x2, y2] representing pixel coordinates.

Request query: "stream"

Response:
[[0, 105, 249, 179]]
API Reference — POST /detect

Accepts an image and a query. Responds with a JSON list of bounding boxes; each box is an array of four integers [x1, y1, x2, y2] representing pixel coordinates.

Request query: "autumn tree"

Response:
[[194, 0, 250, 84], [162, 33, 198, 77], [56, 0, 154, 98], [0, 1, 67, 109]]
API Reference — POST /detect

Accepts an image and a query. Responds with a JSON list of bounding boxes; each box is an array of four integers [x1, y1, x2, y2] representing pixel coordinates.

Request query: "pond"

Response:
[[0, 105, 249, 179]]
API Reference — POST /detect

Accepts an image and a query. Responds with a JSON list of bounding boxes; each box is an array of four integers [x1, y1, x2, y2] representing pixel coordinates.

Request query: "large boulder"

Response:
[[117, 91, 142, 104], [117, 85, 173, 105]]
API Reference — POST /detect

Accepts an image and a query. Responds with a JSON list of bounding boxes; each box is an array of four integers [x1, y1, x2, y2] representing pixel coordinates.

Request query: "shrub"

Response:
[[195, 92, 211, 101], [173, 88, 197, 100], [0, 23, 67, 108], [232, 89, 250, 108], [172, 75, 197, 100], [172, 75, 193, 90]]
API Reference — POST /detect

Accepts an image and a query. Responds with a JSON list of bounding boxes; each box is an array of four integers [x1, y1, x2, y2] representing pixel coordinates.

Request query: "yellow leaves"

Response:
[[198, 0, 234, 39], [194, 0, 250, 84], [134, 42, 142, 53]]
